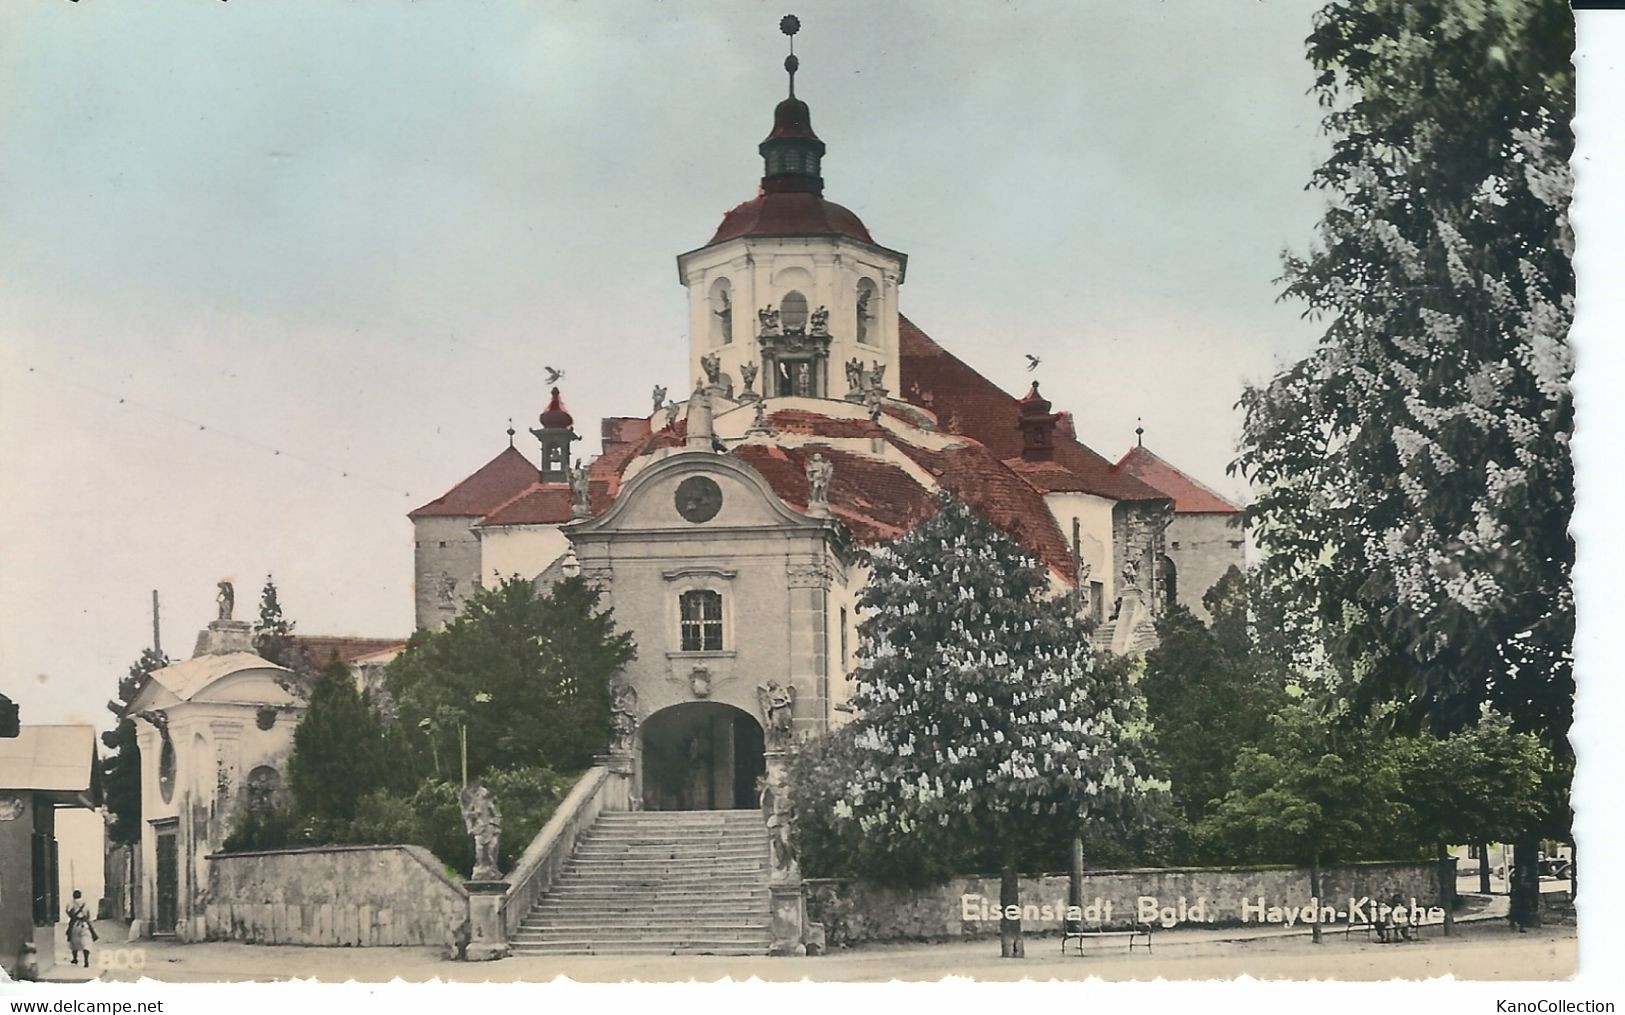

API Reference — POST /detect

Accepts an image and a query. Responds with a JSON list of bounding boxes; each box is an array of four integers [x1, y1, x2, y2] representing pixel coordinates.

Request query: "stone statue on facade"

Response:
[[739, 361, 759, 398], [805, 452, 832, 511], [864, 388, 883, 422], [664, 400, 680, 430], [700, 351, 722, 386], [746, 398, 773, 436], [844, 356, 865, 394], [713, 288, 732, 341], [651, 385, 667, 415], [608, 683, 639, 755], [438, 572, 458, 608], [216, 580, 234, 621], [868, 360, 887, 392], [809, 305, 830, 337], [458, 780, 502, 881], [856, 288, 873, 345], [758, 680, 796, 748], [758, 306, 781, 336], [569, 459, 591, 519]]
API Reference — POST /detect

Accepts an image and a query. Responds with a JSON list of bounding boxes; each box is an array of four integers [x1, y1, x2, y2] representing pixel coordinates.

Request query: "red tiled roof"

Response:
[[476, 480, 614, 526], [898, 315, 1169, 503], [409, 446, 538, 519], [1116, 446, 1241, 514], [708, 191, 875, 246], [291, 636, 408, 672], [732, 425, 1077, 580]]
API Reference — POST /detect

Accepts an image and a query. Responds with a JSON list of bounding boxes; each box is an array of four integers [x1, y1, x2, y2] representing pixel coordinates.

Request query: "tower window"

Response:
[[780, 290, 809, 333], [680, 590, 724, 652], [856, 278, 878, 346]]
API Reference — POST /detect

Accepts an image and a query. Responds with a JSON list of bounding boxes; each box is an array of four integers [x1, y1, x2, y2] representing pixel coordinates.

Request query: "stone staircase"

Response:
[[510, 809, 773, 956]]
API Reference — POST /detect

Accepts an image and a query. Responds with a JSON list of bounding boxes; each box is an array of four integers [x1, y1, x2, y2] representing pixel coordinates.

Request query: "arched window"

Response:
[[780, 290, 809, 333], [1158, 555, 1178, 612], [709, 277, 733, 346], [680, 590, 724, 652], [855, 278, 878, 346]]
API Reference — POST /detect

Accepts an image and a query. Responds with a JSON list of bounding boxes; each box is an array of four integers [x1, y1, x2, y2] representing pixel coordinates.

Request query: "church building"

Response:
[[408, 27, 1242, 811]]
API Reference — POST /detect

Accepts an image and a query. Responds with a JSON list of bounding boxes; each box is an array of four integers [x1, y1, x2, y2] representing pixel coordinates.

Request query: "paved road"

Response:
[[51, 916, 1576, 984]]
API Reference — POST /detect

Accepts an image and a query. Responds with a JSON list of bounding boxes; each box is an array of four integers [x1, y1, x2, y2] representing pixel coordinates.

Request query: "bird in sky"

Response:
[[1025, 354, 1041, 372], [544, 366, 565, 384]]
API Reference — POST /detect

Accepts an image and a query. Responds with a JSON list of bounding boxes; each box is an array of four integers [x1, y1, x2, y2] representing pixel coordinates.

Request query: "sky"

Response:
[[0, 1, 1607, 732]]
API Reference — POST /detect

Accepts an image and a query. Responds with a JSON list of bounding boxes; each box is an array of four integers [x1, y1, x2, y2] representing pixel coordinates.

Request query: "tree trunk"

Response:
[[1436, 840, 1455, 936], [1509, 835, 1542, 930], [1068, 837, 1085, 921], [1477, 841, 1492, 896], [1569, 840, 1577, 902], [1309, 855, 1322, 945], [999, 848, 1025, 958]]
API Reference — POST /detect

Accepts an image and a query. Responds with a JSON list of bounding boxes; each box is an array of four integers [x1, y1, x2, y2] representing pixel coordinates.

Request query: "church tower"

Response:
[[675, 17, 907, 404]]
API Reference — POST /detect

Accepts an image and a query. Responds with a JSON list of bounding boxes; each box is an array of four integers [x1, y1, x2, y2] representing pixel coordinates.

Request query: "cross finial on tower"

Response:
[[1136, 417, 1145, 447], [507, 418, 515, 448]]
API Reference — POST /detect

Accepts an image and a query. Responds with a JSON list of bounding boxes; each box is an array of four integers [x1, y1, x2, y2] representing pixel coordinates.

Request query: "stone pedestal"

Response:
[[595, 751, 637, 811], [463, 880, 510, 961], [193, 619, 253, 657], [769, 883, 808, 956]]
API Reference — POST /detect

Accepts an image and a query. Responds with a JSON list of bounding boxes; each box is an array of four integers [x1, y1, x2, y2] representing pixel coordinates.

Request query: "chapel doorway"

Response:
[[154, 821, 179, 935], [640, 702, 765, 811]]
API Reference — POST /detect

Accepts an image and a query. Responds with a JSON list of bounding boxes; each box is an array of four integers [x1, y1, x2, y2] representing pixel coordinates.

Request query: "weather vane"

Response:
[[781, 14, 800, 95]]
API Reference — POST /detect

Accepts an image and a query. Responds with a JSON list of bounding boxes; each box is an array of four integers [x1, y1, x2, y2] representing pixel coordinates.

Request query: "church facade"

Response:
[[408, 42, 1242, 811]]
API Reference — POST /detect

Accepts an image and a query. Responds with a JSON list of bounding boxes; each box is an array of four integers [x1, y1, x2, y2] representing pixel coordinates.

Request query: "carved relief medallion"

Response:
[[674, 476, 723, 523]]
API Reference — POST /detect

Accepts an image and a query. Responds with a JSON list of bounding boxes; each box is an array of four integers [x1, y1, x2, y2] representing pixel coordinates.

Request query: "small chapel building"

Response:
[[408, 35, 1242, 813]]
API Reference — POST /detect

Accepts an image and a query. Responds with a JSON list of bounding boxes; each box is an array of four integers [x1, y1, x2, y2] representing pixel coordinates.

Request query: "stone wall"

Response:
[[414, 515, 483, 631], [206, 844, 468, 947], [1165, 513, 1245, 622], [804, 862, 1442, 947]]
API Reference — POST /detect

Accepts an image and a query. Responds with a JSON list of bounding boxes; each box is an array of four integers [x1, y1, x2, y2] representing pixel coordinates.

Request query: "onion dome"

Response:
[[538, 387, 574, 430]]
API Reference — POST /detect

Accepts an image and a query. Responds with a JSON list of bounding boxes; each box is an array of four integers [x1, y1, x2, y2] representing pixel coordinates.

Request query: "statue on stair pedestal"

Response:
[[458, 780, 503, 881]]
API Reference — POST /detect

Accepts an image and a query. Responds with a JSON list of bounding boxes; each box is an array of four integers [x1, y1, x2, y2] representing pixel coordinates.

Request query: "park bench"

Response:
[[1061, 917, 1153, 955], [1344, 902, 1427, 943]]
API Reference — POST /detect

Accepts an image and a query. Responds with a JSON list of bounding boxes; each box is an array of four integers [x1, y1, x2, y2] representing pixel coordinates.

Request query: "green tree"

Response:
[[101, 647, 169, 845], [1394, 709, 1550, 931], [1198, 700, 1408, 943], [1234, 0, 1574, 924], [385, 575, 635, 778], [834, 495, 1157, 958], [287, 664, 394, 825], [1141, 568, 1293, 829], [252, 574, 307, 677]]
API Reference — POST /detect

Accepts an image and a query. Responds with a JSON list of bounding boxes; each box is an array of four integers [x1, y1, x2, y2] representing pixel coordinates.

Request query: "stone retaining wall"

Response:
[[206, 844, 468, 947], [804, 862, 1443, 947]]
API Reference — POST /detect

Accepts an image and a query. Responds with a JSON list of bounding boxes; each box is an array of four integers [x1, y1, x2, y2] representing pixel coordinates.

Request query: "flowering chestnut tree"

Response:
[[835, 495, 1157, 958], [1234, 0, 1573, 925]]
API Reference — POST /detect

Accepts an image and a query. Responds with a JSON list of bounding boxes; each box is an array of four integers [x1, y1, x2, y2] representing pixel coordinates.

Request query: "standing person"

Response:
[[65, 890, 96, 967]]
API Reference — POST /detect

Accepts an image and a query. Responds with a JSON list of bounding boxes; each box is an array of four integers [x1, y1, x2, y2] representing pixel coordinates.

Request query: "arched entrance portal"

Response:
[[641, 702, 765, 811]]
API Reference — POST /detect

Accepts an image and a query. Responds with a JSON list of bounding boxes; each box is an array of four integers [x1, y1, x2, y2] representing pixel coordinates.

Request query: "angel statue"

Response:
[[758, 680, 796, 748], [809, 305, 830, 336], [868, 360, 887, 391], [758, 306, 781, 336], [216, 580, 234, 622], [458, 780, 502, 881], [700, 351, 723, 385], [844, 357, 865, 393], [740, 361, 759, 396], [651, 384, 667, 415]]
